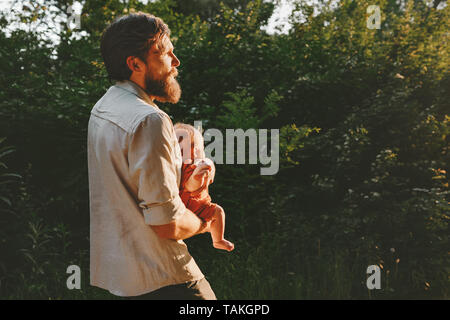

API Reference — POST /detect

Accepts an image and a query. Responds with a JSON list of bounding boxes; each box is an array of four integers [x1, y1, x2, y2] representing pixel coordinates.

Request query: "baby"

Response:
[[174, 123, 234, 252]]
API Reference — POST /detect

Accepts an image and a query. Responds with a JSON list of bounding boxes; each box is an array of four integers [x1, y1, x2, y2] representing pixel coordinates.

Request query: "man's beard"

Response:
[[144, 69, 181, 104]]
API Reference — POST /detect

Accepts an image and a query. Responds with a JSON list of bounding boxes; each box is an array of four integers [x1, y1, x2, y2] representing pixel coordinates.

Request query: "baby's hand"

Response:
[[192, 159, 215, 184], [184, 159, 215, 192], [193, 162, 211, 180]]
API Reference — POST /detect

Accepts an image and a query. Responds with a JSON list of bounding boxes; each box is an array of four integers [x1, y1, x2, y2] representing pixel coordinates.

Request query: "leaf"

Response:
[[0, 149, 15, 159], [0, 173, 22, 179], [0, 196, 11, 206]]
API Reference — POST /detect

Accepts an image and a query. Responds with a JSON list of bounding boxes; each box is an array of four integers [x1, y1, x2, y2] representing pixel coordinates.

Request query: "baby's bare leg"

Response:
[[210, 205, 234, 252]]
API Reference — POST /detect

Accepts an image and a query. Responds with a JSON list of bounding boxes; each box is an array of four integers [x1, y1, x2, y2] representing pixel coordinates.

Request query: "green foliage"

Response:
[[0, 0, 448, 299], [0, 139, 21, 209]]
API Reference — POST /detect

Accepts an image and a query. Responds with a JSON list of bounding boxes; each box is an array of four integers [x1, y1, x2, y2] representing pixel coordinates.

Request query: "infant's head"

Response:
[[174, 123, 205, 163]]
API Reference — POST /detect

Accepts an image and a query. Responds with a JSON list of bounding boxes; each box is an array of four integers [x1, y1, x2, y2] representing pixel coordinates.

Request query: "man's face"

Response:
[[144, 34, 181, 103]]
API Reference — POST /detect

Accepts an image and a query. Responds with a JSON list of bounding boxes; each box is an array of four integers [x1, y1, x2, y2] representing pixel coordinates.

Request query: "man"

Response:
[[87, 12, 216, 300]]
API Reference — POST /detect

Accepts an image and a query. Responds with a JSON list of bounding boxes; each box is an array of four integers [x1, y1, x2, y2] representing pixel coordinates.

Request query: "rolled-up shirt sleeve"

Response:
[[128, 112, 186, 226]]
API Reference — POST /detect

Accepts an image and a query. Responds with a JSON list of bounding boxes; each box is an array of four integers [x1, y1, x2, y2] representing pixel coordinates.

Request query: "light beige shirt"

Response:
[[88, 80, 204, 297]]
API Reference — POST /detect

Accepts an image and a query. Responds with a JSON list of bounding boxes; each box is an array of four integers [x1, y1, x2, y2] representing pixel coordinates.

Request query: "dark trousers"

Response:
[[129, 277, 217, 300]]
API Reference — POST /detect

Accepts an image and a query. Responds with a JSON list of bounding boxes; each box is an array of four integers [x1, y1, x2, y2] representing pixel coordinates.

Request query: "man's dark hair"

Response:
[[100, 12, 170, 81]]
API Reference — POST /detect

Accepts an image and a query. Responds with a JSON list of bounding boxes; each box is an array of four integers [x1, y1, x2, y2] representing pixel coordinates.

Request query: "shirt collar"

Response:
[[114, 80, 159, 109]]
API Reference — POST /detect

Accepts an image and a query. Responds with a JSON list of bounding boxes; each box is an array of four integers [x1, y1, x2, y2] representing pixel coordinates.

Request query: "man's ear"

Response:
[[126, 56, 144, 73]]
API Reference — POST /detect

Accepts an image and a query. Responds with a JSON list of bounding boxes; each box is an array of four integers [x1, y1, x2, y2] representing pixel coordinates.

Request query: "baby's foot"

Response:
[[213, 239, 235, 252]]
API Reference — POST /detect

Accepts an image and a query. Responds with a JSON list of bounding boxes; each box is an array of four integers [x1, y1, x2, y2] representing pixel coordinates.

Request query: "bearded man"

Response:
[[87, 12, 216, 300]]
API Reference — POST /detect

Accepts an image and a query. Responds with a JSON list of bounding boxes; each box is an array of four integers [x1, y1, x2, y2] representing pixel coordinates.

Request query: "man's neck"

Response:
[[126, 78, 157, 106], [128, 76, 157, 102]]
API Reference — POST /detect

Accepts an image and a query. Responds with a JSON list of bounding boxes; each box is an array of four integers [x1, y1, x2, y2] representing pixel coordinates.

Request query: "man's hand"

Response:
[[199, 219, 212, 234]]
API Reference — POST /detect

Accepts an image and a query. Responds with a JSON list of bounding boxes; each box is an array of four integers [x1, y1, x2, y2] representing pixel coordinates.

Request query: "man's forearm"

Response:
[[172, 208, 207, 240], [151, 208, 207, 240]]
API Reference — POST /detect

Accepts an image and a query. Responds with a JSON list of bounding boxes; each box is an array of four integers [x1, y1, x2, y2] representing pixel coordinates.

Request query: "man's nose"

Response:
[[172, 54, 180, 67]]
